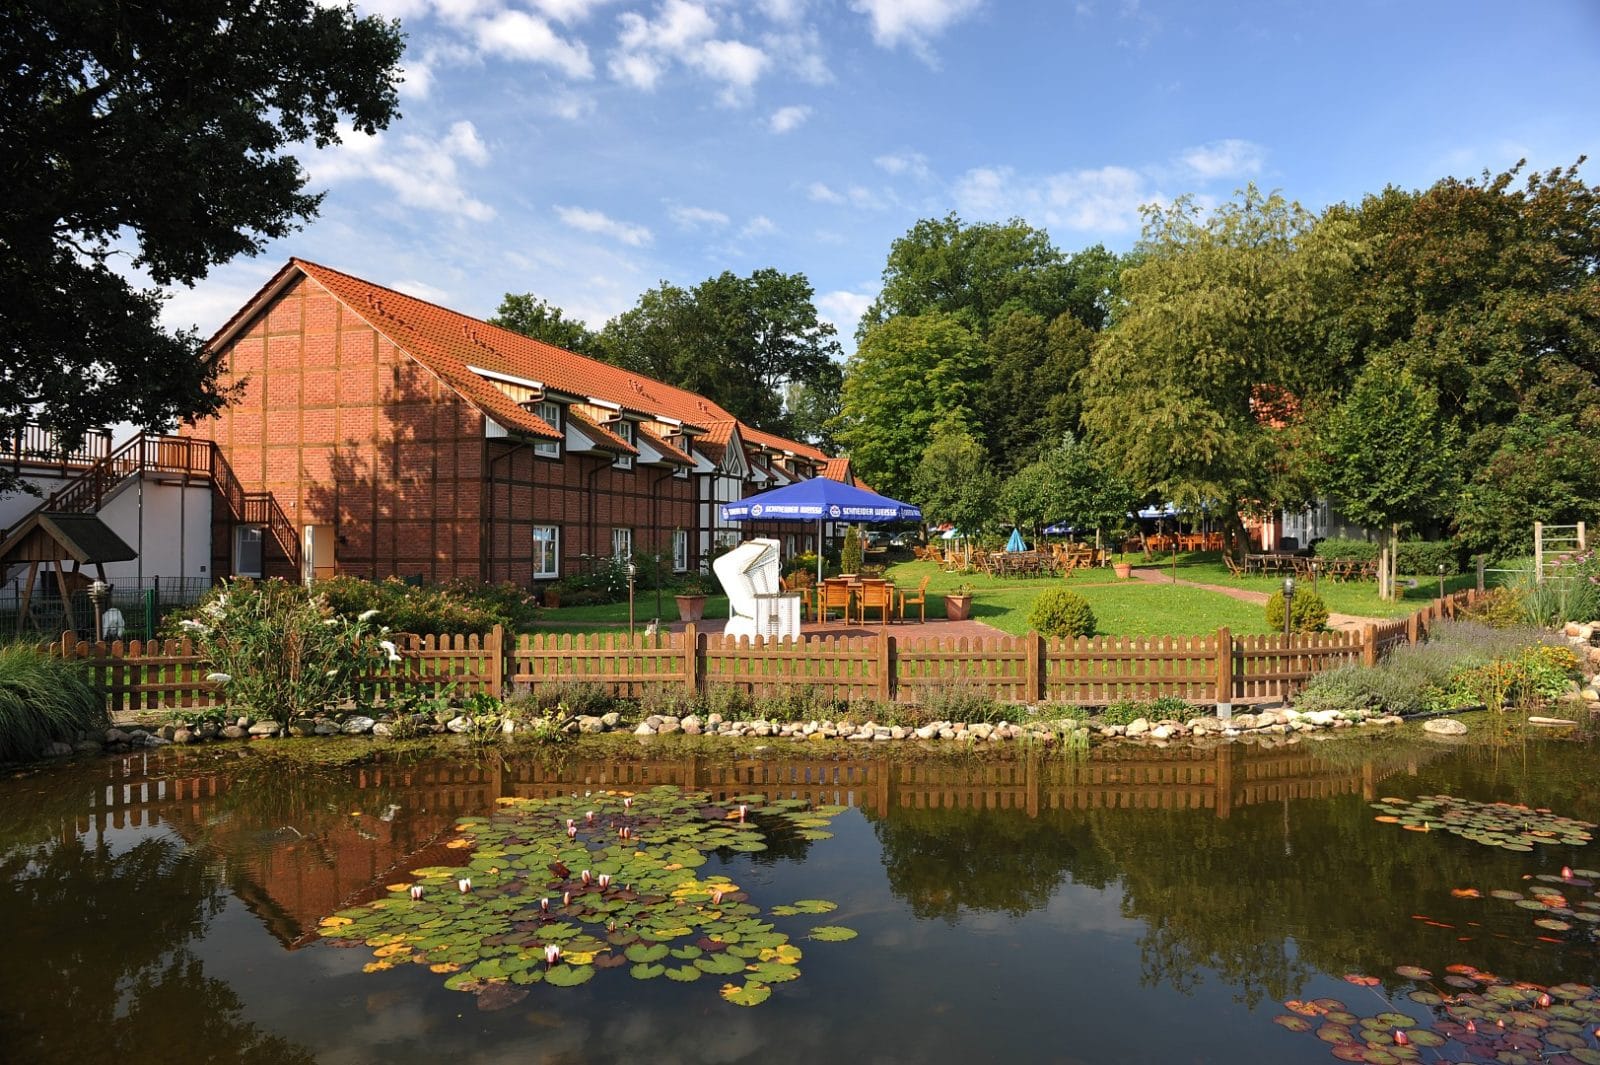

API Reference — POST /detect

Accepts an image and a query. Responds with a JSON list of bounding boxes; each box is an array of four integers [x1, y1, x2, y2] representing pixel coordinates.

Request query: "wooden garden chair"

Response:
[[898, 575, 930, 622], [815, 579, 852, 624], [1223, 553, 1243, 578], [858, 579, 893, 625]]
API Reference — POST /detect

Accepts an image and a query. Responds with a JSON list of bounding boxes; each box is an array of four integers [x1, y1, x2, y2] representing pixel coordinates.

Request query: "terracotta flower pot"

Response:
[[675, 594, 707, 622], [944, 594, 973, 621], [1113, 562, 1133, 579]]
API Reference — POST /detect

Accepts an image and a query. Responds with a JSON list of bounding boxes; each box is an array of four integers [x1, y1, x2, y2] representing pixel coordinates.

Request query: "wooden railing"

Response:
[[3, 425, 113, 469], [2, 432, 300, 569], [52, 590, 1483, 714]]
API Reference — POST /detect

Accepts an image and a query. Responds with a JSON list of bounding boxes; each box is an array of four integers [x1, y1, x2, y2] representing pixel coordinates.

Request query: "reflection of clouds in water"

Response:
[[1038, 881, 1136, 937]]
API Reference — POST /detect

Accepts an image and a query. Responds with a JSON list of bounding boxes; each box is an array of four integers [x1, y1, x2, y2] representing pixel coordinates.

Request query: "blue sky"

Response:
[[159, 0, 1600, 351]]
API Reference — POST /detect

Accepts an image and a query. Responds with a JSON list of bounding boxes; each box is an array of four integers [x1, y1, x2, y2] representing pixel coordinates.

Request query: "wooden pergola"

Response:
[[0, 512, 136, 634]]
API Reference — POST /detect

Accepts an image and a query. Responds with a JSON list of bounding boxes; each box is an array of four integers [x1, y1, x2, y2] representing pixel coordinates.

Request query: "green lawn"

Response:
[[535, 594, 730, 629], [882, 560, 1274, 637], [1161, 553, 1477, 619]]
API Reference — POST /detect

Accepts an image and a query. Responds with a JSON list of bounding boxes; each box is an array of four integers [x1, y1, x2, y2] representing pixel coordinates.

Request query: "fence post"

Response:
[[489, 624, 504, 698], [683, 623, 699, 694], [1362, 624, 1378, 667], [1214, 627, 1231, 705], [1026, 632, 1045, 703], [877, 635, 893, 703], [1406, 611, 1419, 645], [1475, 556, 1486, 594]]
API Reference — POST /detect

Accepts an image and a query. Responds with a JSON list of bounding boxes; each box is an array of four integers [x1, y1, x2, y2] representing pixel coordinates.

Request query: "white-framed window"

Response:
[[612, 419, 634, 469], [533, 401, 562, 458], [715, 529, 739, 550], [672, 529, 688, 572], [532, 525, 559, 578], [234, 525, 264, 578], [804, 535, 814, 552], [612, 527, 632, 558], [785, 534, 796, 559]]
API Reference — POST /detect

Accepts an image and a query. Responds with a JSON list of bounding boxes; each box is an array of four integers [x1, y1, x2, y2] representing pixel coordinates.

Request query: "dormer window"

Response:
[[612, 419, 634, 469], [531, 400, 562, 458]]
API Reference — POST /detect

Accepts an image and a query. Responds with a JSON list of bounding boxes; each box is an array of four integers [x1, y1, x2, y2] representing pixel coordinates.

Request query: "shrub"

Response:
[[300, 574, 534, 635], [1396, 539, 1461, 576], [784, 552, 819, 578], [1265, 589, 1329, 633], [1512, 550, 1600, 627], [508, 680, 613, 717], [0, 645, 105, 762], [1294, 666, 1386, 716], [917, 681, 1005, 723], [1314, 538, 1379, 562], [175, 578, 389, 729], [1027, 588, 1097, 637], [840, 526, 863, 575], [1460, 587, 1526, 628], [1097, 695, 1198, 726]]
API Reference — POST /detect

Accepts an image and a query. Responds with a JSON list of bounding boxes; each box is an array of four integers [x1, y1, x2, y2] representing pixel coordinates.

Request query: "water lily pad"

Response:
[[807, 925, 858, 943], [1273, 1015, 1312, 1031], [630, 963, 665, 980], [1394, 965, 1431, 979], [625, 942, 670, 964], [543, 964, 593, 987], [664, 965, 702, 982], [695, 953, 747, 975], [719, 980, 772, 1007]]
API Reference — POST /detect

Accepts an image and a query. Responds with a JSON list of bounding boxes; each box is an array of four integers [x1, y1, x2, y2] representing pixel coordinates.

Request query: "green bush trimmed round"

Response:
[[1265, 588, 1329, 633], [1028, 588, 1097, 637]]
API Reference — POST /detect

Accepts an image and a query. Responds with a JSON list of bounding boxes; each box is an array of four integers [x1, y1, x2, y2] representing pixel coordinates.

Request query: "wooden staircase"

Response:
[[1, 434, 299, 568]]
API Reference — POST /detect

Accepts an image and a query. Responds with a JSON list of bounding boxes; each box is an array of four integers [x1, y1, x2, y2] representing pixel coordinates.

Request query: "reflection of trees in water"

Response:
[[870, 740, 1600, 1006], [868, 805, 1115, 922], [0, 835, 314, 1063]]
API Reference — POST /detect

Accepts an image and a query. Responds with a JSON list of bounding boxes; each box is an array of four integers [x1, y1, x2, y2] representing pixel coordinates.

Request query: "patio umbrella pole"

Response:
[[816, 517, 823, 584]]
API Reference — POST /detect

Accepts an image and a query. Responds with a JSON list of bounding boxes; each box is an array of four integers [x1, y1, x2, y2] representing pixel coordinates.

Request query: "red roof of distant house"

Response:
[[741, 425, 827, 462], [208, 260, 749, 440]]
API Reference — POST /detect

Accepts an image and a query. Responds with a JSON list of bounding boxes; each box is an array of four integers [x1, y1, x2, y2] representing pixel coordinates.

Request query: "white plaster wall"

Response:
[[0, 472, 212, 584]]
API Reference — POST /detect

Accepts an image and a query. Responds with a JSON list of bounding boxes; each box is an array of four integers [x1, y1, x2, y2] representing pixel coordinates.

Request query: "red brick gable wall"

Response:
[[183, 270, 701, 587], [183, 273, 487, 583]]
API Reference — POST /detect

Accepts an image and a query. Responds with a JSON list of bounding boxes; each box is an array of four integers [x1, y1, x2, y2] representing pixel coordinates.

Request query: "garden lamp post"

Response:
[[1437, 563, 1446, 602], [654, 553, 663, 620], [1281, 576, 1295, 640], [627, 561, 637, 637], [89, 580, 110, 642]]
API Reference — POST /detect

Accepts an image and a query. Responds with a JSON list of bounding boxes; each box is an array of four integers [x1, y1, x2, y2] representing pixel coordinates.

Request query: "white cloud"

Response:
[[669, 205, 731, 229], [609, 0, 769, 102], [432, 0, 500, 27], [851, 0, 981, 58], [769, 105, 812, 133], [398, 56, 435, 99], [954, 163, 1154, 232], [554, 205, 653, 246], [816, 288, 876, 337], [309, 120, 495, 222], [473, 9, 594, 78], [547, 90, 597, 120], [1179, 138, 1265, 180], [874, 150, 931, 180], [388, 278, 454, 303], [758, 0, 807, 23], [764, 27, 832, 84], [807, 181, 846, 204], [740, 215, 777, 237], [530, 0, 619, 24]]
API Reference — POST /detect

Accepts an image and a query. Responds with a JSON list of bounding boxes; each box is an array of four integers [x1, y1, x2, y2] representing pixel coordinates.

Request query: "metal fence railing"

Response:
[[0, 576, 213, 643]]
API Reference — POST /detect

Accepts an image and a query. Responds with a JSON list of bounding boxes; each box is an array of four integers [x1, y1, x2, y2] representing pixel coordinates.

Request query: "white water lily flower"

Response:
[[205, 672, 232, 685], [358, 608, 380, 622]]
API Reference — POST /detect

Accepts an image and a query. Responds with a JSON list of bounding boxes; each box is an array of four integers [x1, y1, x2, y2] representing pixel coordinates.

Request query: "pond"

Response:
[[4, 728, 1600, 1064]]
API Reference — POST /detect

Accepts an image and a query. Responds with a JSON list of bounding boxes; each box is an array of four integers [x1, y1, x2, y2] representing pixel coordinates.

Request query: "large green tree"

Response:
[[911, 428, 995, 539], [833, 312, 984, 501], [982, 309, 1095, 470], [0, 0, 405, 494], [1000, 433, 1139, 542], [489, 293, 597, 354], [595, 268, 841, 438], [1324, 160, 1600, 558], [1082, 186, 1354, 555], [862, 213, 1123, 338], [1309, 358, 1461, 597]]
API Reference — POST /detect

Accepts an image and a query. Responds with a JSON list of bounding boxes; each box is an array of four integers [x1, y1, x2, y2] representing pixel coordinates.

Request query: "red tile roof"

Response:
[[206, 260, 844, 470], [822, 456, 854, 484], [637, 425, 695, 466]]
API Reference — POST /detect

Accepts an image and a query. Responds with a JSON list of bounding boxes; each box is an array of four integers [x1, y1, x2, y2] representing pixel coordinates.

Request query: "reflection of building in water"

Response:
[[72, 744, 1440, 949]]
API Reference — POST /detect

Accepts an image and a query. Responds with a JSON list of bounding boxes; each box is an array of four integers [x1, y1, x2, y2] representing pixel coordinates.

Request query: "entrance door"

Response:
[[302, 525, 336, 585]]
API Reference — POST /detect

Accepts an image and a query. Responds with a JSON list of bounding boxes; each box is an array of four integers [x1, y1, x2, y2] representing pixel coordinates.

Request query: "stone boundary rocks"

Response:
[[50, 702, 1406, 759]]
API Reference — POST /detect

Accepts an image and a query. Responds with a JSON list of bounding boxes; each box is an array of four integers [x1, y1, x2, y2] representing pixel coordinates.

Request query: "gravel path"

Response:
[[1127, 566, 1386, 632]]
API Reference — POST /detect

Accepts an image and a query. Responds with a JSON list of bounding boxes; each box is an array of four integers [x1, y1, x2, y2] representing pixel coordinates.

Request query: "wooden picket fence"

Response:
[[55, 590, 1482, 714]]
